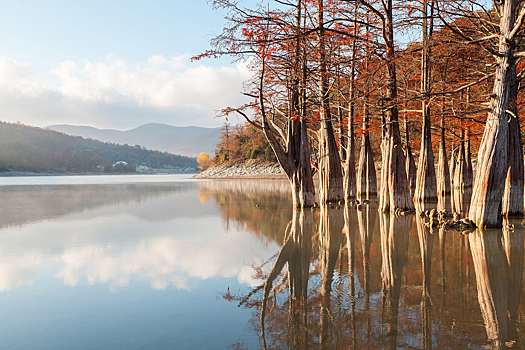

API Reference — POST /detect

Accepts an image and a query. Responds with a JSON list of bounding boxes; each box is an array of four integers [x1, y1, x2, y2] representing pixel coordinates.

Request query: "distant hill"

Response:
[[47, 123, 222, 157], [0, 122, 197, 173]]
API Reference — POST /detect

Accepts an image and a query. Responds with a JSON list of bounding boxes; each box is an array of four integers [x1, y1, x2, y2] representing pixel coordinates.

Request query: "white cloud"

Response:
[[0, 54, 252, 129]]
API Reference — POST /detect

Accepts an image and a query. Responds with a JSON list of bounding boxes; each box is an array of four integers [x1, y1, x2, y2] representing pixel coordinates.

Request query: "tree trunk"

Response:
[[454, 133, 468, 190], [437, 110, 451, 196], [464, 128, 473, 188], [449, 147, 456, 190], [318, 0, 344, 204], [501, 75, 524, 216], [379, 1, 414, 212], [257, 5, 315, 208], [357, 105, 378, 199], [414, 0, 437, 203], [415, 106, 437, 201], [469, 0, 518, 227], [344, 3, 358, 200], [404, 115, 417, 197], [345, 101, 357, 199]]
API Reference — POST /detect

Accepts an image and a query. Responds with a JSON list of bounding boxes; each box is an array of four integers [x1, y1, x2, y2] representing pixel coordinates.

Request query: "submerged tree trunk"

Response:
[[379, 0, 414, 212], [469, 0, 518, 227], [317, 0, 343, 204]]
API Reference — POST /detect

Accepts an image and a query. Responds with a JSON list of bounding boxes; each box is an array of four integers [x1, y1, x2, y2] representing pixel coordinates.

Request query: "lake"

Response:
[[0, 174, 522, 349]]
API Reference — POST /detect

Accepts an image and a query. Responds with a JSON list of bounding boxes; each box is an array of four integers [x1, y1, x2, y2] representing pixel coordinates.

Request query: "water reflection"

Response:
[[380, 212, 411, 349], [236, 195, 525, 349], [2, 178, 525, 349], [469, 222, 524, 349]]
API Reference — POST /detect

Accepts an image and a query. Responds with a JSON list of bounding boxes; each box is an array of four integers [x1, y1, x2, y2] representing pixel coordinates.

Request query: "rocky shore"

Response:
[[191, 160, 286, 179]]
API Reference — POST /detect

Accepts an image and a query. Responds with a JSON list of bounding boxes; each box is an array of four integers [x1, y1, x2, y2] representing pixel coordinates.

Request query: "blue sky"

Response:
[[0, 0, 250, 129]]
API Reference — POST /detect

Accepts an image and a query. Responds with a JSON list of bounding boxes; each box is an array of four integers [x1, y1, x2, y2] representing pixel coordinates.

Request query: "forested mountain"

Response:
[[0, 122, 197, 172], [47, 123, 221, 157]]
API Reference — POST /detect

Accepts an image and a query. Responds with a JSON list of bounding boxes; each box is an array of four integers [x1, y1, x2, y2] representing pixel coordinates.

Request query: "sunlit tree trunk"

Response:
[[258, 0, 315, 209], [357, 21, 377, 200], [357, 102, 378, 200], [317, 0, 344, 204], [379, 0, 414, 212], [414, 0, 437, 203], [469, 0, 519, 227]]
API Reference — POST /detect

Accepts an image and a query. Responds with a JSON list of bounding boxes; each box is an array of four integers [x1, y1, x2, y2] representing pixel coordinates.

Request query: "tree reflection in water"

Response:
[[214, 188, 525, 349], [380, 212, 411, 349], [469, 222, 524, 349]]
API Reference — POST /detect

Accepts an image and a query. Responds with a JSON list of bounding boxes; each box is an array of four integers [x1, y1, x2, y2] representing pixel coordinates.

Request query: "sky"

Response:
[[0, 0, 252, 129]]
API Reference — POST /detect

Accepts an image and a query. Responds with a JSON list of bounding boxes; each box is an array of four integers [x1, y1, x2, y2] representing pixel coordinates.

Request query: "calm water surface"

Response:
[[0, 175, 522, 349]]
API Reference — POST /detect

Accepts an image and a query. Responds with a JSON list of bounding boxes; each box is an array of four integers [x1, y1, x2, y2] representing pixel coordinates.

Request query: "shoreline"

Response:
[[0, 171, 198, 177], [191, 160, 286, 180]]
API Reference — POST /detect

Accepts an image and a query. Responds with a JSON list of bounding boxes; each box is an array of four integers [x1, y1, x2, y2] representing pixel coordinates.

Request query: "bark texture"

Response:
[[378, 0, 414, 212], [501, 88, 524, 216], [469, 0, 518, 227], [414, 111, 437, 202]]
